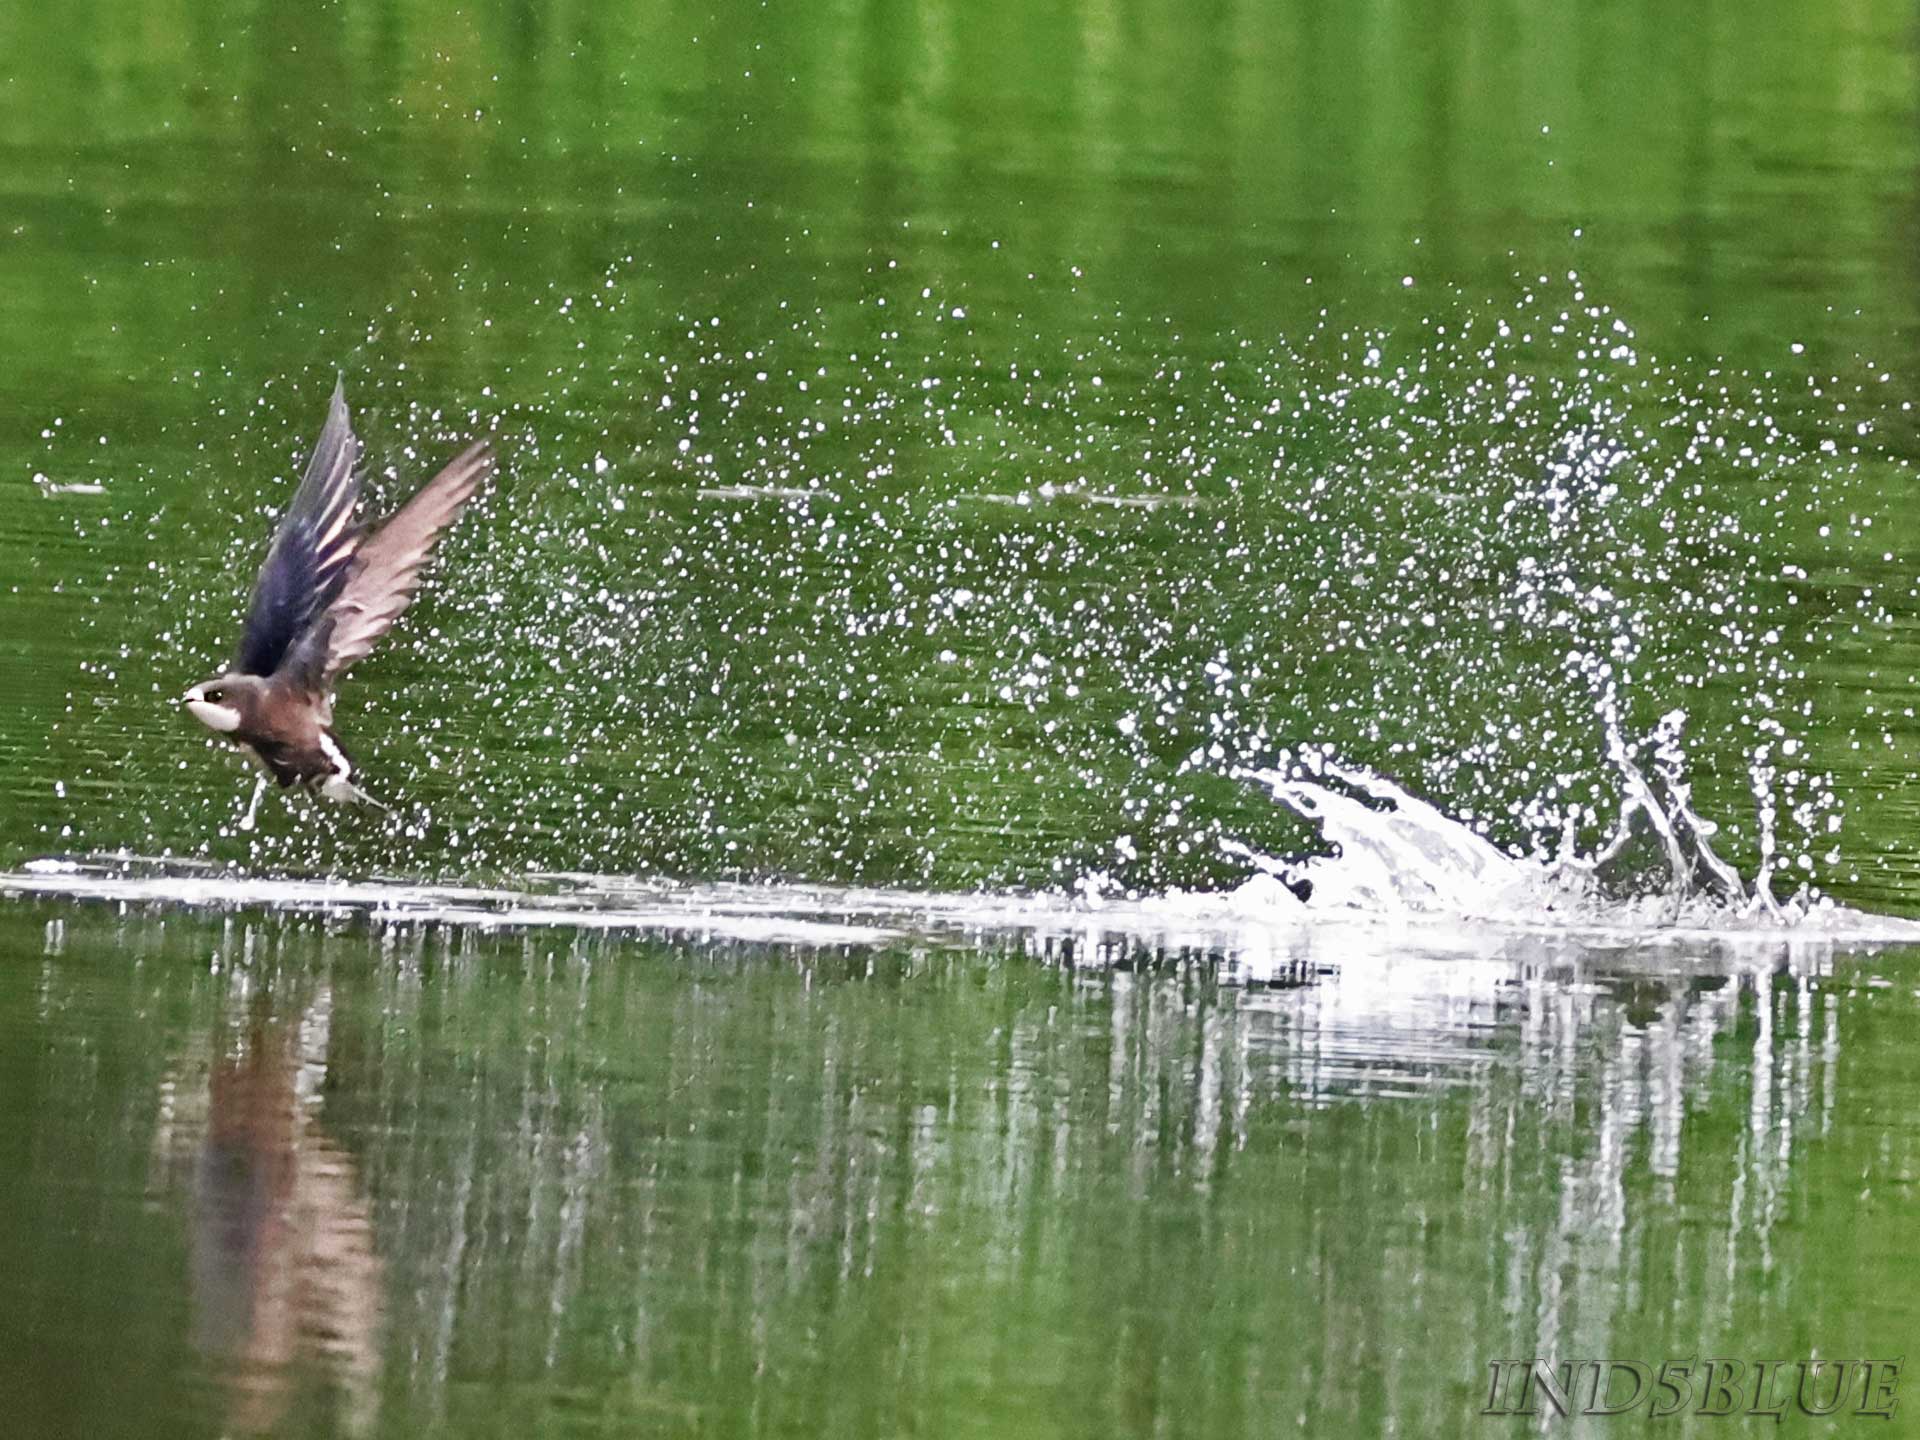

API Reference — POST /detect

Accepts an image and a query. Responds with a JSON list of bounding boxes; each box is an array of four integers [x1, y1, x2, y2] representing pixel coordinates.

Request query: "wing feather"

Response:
[[235, 379, 364, 676], [319, 439, 492, 681]]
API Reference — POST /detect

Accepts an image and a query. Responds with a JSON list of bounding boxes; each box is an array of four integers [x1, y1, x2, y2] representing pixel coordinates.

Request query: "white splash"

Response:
[[6, 723, 1916, 980], [1233, 761, 1534, 918], [1224, 743, 1902, 939]]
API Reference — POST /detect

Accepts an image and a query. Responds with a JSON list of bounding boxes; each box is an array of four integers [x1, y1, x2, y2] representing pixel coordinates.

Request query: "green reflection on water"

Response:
[[3, 905, 1918, 1438]]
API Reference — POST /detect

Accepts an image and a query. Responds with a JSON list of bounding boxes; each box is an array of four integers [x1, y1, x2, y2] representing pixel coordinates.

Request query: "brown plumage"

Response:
[[182, 379, 492, 823]]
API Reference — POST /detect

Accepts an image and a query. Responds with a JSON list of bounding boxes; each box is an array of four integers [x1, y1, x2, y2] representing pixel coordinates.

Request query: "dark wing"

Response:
[[234, 378, 364, 677], [315, 438, 492, 683]]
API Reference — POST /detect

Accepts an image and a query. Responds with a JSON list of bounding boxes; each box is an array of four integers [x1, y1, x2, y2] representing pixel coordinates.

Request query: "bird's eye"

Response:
[[204, 688, 224, 704]]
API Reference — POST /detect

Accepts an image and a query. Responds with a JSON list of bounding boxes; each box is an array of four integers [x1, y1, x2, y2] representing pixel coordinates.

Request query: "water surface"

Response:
[[5, 0, 1920, 1435], [7, 901, 1920, 1439]]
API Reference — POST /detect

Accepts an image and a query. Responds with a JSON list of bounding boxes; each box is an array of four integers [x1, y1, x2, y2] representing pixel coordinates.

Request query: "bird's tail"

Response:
[[319, 773, 392, 811], [350, 784, 393, 814], [315, 728, 390, 812]]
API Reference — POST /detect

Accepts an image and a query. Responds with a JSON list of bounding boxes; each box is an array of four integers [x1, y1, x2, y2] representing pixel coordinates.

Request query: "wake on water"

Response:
[[9, 735, 1920, 975]]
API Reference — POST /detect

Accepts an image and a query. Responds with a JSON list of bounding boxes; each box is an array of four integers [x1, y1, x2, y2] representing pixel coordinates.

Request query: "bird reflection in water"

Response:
[[151, 986, 384, 1435]]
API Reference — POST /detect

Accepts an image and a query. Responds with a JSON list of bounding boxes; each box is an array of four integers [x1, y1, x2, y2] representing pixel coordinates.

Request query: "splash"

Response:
[[17, 268, 1911, 908], [1227, 727, 1857, 933], [13, 722, 1920, 983]]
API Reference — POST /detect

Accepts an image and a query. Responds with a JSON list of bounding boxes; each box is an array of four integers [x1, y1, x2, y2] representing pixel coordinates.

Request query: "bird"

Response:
[[182, 379, 492, 830]]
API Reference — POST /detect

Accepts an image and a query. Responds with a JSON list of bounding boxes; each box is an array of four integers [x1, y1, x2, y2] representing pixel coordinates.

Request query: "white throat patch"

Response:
[[185, 697, 243, 734]]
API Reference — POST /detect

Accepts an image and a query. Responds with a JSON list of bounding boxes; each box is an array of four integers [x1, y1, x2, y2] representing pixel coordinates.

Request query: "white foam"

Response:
[[4, 832, 1918, 986], [1226, 756, 1920, 946], [0, 867, 897, 949], [6, 747, 1916, 975]]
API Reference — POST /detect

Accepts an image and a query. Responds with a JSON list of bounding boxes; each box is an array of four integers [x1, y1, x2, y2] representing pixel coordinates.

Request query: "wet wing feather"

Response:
[[234, 379, 363, 676], [320, 439, 492, 680]]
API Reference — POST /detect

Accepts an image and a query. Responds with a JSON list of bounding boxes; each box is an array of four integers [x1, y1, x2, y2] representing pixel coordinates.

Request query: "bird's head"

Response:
[[181, 674, 263, 735]]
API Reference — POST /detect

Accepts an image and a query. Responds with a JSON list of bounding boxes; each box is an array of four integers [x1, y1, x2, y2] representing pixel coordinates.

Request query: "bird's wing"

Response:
[[316, 438, 493, 682], [235, 379, 364, 677]]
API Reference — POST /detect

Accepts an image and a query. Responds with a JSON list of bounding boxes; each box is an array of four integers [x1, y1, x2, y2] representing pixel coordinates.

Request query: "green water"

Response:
[[6, 0, 1920, 1435], [6, 908, 1920, 1438]]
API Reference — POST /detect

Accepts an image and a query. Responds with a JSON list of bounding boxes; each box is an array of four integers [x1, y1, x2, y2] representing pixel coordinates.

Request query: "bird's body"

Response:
[[183, 674, 358, 797], [183, 380, 491, 824]]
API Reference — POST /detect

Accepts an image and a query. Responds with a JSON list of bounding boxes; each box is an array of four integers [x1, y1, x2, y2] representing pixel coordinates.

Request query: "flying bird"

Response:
[[182, 380, 492, 829]]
